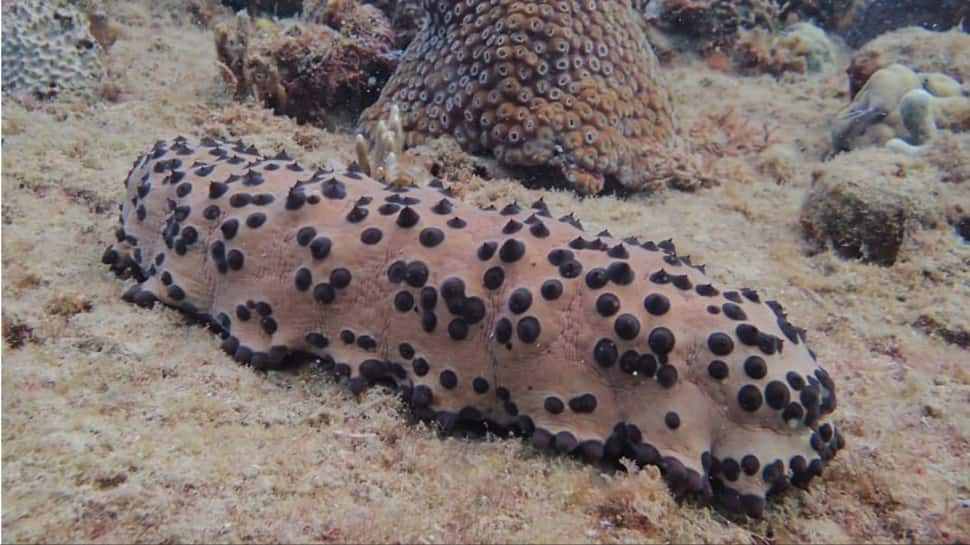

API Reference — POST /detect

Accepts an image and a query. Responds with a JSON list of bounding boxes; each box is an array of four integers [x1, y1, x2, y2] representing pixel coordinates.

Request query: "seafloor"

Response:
[[2, 2, 969, 543]]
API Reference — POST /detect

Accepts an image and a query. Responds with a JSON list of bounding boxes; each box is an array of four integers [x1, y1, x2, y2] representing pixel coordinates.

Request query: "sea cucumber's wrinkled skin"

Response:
[[359, 0, 679, 194], [104, 137, 844, 518]]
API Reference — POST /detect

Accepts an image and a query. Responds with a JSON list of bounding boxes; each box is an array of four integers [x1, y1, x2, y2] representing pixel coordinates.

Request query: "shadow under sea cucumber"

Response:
[[103, 136, 844, 518]]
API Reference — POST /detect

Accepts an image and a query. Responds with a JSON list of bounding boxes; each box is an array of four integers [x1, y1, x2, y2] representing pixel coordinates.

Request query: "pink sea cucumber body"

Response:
[[104, 137, 843, 517]]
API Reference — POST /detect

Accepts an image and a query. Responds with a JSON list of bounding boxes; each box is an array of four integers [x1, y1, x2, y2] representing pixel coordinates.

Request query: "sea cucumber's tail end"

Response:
[[104, 143, 156, 282], [101, 240, 143, 281], [118, 280, 158, 309]]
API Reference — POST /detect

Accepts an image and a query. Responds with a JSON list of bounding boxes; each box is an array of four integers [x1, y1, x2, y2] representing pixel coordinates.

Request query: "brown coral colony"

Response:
[[359, 0, 679, 193], [105, 137, 843, 519]]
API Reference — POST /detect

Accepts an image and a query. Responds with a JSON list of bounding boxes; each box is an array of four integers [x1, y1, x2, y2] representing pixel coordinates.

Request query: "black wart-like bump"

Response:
[[596, 293, 620, 317], [499, 239, 526, 263], [568, 393, 597, 414], [419, 227, 445, 247], [310, 237, 332, 260], [397, 207, 421, 228], [544, 396, 564, 414], [405, 261, 429, 287], [361, 227, 383, 245], [322, 178, 347, 199], [294, 268, 312, 291], [516, 316, 541, 343], [614, 314, 640, 340], [594, 338, 618, 367], [477, 241, 497, 260], [648, 327, 675, 355], [220, 219, 239, 240], [508, 288, 532, 314], [708, 332, 734, 356], [643, 293, 670, 316], [483, 266, 505, 290]]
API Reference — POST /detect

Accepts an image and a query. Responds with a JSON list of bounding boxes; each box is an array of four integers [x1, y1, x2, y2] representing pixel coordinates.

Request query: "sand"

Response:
[[2, 2, 968, 543]]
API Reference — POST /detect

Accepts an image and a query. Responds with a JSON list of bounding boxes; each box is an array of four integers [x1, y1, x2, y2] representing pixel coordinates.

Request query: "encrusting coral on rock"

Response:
[[220, 0, 303, 17], [831, 63, 970, 153], [359, 0, 684, 194], [774, 0, 856, 31], [844, 27, 970, 97], [643, 0, 780, 55], [839, 0, 970, 49], [302, 0, 396, 52], [733, 22, 836, 77], [103, 136, 844, 518], [800, 147, 944, 265], [214, 7, 398, 127]]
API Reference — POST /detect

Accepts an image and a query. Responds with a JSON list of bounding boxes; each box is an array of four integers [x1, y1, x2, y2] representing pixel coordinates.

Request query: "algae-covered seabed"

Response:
[[2, 2, 968, 543]]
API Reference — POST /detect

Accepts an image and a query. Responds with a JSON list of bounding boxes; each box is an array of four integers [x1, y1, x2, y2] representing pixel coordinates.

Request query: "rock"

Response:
[[777, 23, 837, 74], [921, 403, 943, 418], [831, 64, 922, 152], [923, 132, 970, 185], [945, 201, 970, 243], [187, 0, 234, 27], [220, 0, 424, 50], [912, 314, 970, 349], [839, 0, 970, 49], [776, 0, 856, 31], [920, 73, 966, 98], [831, 63, 970, 152], [954, 215, 970, 242], [800, 148, 942, 265], [846, 49, 883, 99], [846, 27, 970, 95], [643, 0, 780, 55], [220, 0, 303, 17], [734, 22, 837, 77], [897, 89, 938, 146], [306, 0, 423, 50], [302, 0, 395, 52], [2, 313, 36, 350], [213, 8, 397, 128], [382, 0, 423, 50]]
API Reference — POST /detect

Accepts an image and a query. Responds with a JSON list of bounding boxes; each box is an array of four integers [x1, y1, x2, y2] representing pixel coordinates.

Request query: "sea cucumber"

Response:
[[103, 137, 843, 517], [358, 0, 679, 194]]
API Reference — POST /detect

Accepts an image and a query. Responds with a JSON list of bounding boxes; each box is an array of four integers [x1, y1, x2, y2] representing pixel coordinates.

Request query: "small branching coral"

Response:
[[356, 103, 410, 186]]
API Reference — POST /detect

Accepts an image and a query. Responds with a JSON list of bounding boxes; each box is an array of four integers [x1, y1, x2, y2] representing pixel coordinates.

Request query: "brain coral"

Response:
[[1, 1, 105, 99], [359, 0, 680, 194], [104, 137, 843, 518]]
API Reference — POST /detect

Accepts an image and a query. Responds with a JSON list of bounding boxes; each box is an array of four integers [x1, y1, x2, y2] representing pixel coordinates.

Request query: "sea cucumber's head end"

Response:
[[708, 400, 845, 518], [690, 295, 845, 517]]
